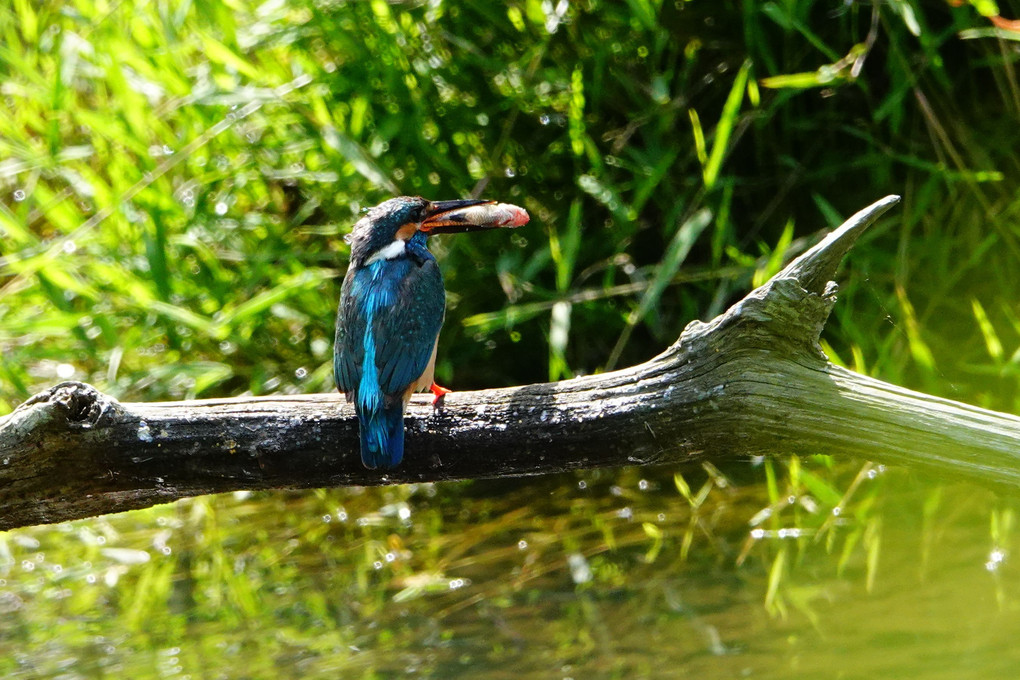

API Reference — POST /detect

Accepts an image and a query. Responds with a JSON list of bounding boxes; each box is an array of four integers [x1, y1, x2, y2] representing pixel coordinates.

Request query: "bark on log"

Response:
[[2, 195, 1019, 531]]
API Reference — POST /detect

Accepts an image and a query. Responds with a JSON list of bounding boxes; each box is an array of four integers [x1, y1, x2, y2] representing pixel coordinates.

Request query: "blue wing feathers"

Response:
[[356, 300, 382, 414]]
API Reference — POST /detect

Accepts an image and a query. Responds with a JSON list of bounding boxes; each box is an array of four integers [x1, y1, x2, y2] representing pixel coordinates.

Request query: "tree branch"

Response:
[[3, 196, 1019, 530]]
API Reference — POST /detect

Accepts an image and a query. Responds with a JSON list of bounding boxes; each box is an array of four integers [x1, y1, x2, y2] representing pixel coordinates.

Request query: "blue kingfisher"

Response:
[[334, 196, 529, 469]]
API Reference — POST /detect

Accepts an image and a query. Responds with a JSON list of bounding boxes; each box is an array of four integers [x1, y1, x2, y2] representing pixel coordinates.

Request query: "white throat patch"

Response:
[[365, 239, 407, 265]]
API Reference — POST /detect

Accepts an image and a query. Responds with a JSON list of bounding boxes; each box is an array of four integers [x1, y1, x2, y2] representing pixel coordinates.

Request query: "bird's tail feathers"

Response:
[[358, 402, 405, 469]]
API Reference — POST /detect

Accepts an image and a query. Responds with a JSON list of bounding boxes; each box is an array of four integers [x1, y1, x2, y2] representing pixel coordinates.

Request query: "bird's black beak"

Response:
[[419, 199, 530, 234]]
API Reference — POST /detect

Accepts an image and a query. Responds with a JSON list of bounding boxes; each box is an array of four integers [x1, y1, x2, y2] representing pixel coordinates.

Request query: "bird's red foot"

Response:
[[429, 382, 451, 406]]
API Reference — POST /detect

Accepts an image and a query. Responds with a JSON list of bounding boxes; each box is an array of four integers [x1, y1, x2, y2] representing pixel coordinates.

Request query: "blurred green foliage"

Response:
[[2, 0, 1018, 412], [3, 0, 1020, 676]]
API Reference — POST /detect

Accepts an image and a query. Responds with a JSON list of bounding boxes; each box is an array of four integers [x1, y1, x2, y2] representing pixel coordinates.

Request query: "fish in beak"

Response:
[[419, 199, 530, 234]]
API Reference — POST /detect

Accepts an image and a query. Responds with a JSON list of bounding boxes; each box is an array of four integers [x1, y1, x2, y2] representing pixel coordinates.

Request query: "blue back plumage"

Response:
[[335, 229, 446, 469]]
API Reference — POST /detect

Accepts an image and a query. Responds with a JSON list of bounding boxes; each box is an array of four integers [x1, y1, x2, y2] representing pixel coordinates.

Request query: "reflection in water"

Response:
[[0, 461, 1017, 678]]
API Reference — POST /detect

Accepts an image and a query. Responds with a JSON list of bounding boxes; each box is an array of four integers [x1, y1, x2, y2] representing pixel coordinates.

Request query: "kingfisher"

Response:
[[334, 196, 529, 469]]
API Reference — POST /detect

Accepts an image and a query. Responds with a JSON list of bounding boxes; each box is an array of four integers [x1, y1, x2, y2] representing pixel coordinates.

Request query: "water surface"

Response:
[[1, 460, 1016, 678]]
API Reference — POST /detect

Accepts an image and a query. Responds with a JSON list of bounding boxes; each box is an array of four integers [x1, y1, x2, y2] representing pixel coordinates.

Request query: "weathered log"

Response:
[[2, 195, 1018, 530]]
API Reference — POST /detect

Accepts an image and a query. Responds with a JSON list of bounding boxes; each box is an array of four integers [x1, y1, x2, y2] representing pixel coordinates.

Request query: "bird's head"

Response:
[[345, 196, 529, 267]]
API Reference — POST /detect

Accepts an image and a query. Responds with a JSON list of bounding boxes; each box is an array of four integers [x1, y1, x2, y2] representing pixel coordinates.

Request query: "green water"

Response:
[[1, 462, 1016, 678]]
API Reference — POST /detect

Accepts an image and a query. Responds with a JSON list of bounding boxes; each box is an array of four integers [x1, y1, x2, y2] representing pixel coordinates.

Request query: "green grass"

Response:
[[2, 1, 1018, 412], [2, 1, 1017, 415]]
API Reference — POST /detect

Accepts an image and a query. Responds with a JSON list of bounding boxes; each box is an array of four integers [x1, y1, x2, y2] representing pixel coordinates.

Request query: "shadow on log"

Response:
[[3, 195, 1020, 531]]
